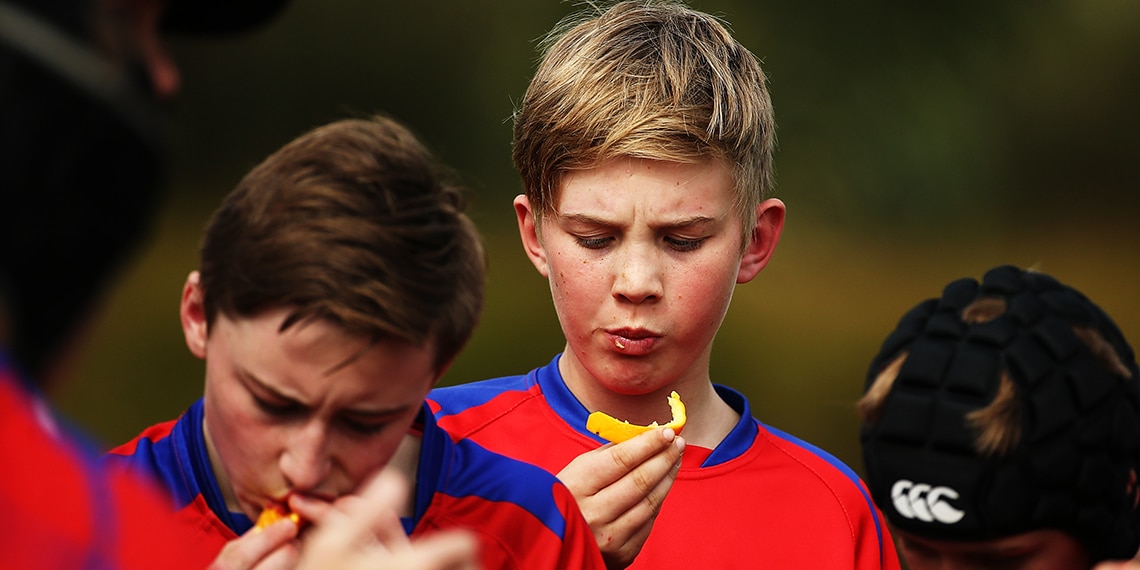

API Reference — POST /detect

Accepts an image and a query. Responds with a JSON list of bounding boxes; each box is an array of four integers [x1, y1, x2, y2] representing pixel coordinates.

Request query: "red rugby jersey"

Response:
[[429, 354, 903, 569], [106, 398, 603, 569]]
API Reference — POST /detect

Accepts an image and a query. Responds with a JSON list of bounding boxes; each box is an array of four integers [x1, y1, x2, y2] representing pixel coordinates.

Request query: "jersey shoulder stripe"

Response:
[[763, 423, 891, 566], [417, 405, 570, 537]]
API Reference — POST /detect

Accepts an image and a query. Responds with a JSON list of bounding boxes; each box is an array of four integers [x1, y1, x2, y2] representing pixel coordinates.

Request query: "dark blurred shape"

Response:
[[161, 0, 291, 35], [1, 1, 292, 567], [0, 0, 289, 386]]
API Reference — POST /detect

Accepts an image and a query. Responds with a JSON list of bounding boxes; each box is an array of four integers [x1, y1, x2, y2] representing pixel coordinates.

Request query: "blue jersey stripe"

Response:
[[417, 404, 569, 538], [765, 424, 890, 567]]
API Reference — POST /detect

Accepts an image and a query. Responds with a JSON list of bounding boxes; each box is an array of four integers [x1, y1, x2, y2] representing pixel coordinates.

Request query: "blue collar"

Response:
[[533, 353, 758, 467], [181, 399, 254, 534]]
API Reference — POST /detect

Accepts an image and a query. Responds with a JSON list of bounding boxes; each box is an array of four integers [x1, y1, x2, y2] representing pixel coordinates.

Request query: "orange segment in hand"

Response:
[[254, 502, 301, 531], [586, 391, 686, 443]]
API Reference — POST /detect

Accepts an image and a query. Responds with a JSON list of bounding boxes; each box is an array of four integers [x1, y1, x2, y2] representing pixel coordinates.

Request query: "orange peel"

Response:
[[586, 391, 686, 443], [254, 502, 301, 531]]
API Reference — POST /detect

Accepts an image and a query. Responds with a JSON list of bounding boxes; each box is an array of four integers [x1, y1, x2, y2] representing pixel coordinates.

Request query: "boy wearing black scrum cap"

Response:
[[858, 264, 1140, 569]]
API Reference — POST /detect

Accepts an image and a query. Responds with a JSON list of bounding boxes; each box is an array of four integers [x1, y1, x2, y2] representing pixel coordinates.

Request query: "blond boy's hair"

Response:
[[512, 0, 774, 242]]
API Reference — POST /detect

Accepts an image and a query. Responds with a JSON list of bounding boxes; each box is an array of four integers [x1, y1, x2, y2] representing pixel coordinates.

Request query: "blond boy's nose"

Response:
[[612, 248, 663, 304]]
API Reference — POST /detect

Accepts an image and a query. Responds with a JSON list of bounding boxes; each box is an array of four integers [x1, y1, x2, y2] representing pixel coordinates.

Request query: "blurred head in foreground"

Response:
[[0, 0, 290, 387]]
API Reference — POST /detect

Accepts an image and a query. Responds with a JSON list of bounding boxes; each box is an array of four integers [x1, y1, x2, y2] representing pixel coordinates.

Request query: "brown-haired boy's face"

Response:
[[894, 528, 1090, 570], [184, 296, 436, 523]]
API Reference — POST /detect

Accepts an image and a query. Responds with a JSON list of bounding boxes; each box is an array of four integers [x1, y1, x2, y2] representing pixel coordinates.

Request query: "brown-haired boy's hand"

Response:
[[292, 469, 479, 570], [207, 468, 478, 570], [207, 515, 301, 570], [557, 428, 685, 569]]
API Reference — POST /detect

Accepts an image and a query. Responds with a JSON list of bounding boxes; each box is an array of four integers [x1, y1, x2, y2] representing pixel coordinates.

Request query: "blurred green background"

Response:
[[51, 0, 1140, 479]]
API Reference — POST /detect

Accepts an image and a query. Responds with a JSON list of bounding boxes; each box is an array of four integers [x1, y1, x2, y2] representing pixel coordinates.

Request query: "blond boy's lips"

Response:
[[606, 328, 661, 354]]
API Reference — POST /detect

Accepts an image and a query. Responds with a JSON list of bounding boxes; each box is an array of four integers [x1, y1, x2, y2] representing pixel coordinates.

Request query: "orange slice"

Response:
[[586, 391, 686, 443], [254, 502, 301, 531]]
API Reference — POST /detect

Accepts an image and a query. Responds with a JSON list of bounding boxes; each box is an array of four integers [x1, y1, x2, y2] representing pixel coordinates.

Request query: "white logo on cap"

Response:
[[891, 479, 965, 524]]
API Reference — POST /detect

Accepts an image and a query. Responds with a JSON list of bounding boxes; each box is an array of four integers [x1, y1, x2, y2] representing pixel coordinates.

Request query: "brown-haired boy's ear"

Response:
[[180, 271, 209, 359], [737, 198, 786, 284], [514, 194, 551, 279]]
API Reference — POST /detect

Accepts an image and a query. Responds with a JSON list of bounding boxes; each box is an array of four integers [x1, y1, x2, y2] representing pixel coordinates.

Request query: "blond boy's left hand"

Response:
[[557, 428, 684, 569]]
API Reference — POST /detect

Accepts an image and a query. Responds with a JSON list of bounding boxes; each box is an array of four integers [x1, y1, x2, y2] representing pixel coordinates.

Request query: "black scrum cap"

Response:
[[860, 265, 1140, 562]]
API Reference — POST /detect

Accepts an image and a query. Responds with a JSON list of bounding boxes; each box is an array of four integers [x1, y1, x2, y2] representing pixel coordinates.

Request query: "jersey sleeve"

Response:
[[414, 406, 605, 569], [416, 483, 604, 569]]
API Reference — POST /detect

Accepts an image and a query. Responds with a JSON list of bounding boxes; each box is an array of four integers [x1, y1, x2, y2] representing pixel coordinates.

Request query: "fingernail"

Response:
[[663, 427, 676, 441]]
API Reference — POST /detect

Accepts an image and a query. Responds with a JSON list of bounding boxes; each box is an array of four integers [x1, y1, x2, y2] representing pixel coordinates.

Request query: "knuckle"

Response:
[[630, 468, 655, 495], [608, 447, 638, 473], [644, 490, 665, 515]]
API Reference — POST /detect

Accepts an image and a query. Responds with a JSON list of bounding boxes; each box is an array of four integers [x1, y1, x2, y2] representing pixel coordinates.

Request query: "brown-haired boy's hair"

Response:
[[198, 115, 486, 372], [512, 0, 774, 244]]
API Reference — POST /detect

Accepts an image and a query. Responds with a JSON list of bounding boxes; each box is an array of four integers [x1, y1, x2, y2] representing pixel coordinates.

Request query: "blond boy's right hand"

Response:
[[557, 428, 685, 569]]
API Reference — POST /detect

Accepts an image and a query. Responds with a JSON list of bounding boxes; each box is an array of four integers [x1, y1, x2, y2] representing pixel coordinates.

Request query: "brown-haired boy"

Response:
[[429, 1, 900, 567], [105, 115, 603, 569]]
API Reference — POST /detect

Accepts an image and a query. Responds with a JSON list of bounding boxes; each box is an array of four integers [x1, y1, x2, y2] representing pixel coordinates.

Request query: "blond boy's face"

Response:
[[517, 157, 781, 401], [184, 300, 435, 523]]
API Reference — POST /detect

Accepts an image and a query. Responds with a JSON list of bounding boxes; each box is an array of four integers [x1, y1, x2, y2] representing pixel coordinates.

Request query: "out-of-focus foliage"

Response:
[[53, 0, 1140, 476]]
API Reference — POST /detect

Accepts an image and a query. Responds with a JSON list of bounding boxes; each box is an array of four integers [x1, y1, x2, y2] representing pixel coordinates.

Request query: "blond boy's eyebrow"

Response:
[[557, 212, 614, 225], [559, 212, 718, 229], [654, 215, 718, 230]]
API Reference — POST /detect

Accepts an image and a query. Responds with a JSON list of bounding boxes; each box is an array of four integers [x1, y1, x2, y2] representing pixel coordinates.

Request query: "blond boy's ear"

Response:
[[514, 194, 551, 279], [737, 198, 786, 284], [180, 271, 209, 359]]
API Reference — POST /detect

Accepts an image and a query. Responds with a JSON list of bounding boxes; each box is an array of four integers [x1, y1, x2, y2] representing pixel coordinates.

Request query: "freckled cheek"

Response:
[[673, 267, 736, 325], [552, 270, 608, 323], [551, 256, 605, 297]]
